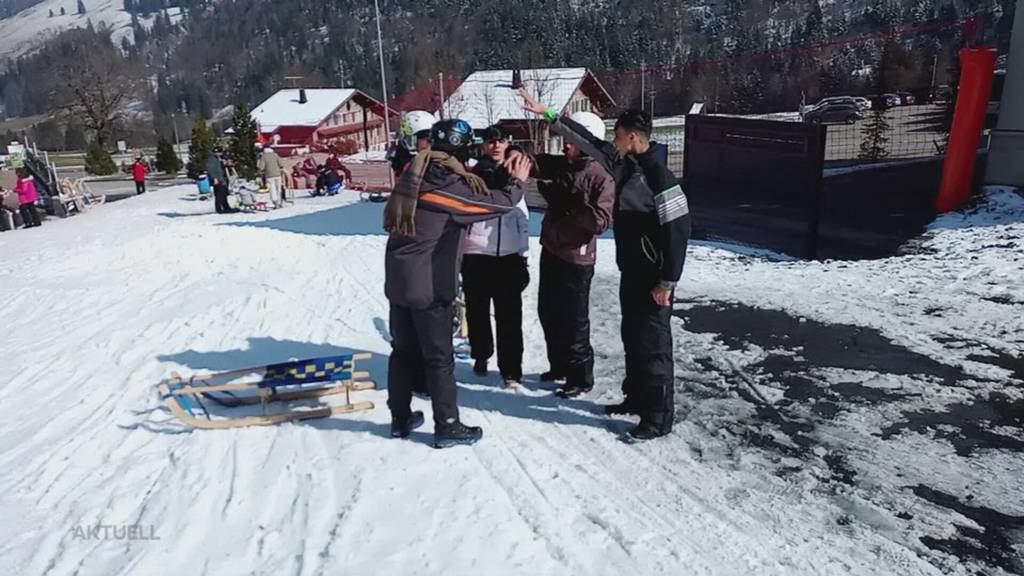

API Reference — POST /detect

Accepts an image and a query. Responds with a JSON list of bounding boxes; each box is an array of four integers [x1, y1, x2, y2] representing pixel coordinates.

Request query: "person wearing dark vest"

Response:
[[384, 118, 533, 449], [520, 88, 691, 441]]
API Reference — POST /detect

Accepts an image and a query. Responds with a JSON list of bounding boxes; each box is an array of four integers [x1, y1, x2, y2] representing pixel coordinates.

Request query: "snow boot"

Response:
[[434, 419, 483, 449], [604, 401, 640, 416], [473, 359, 488, 376], [391, 411, 425, 439], [555, 384, 592, 398], [539, 370, 566, 383], [627, 420, 671, 441]]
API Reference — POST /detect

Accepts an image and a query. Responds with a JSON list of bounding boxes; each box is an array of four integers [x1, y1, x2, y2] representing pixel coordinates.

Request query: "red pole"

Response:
[[936, 47, 997, 212]]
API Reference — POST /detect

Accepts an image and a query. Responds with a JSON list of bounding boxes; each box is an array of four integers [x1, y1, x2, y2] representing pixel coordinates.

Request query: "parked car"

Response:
[[807, 96, 871, 113], [896, 91, 916, 105], [802, 102, 864, 124], [883, 93, 903, 107], [931, 85, 953, 104]]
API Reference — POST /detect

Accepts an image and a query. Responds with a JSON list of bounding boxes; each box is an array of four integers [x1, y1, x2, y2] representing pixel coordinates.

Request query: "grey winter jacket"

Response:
[[257, 148, 285, 180], [205, 152, 226, 185], [385, 163, 527, 309]]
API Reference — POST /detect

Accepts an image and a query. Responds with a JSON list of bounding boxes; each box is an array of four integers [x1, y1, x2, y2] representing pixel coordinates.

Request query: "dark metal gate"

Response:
[[683, 114, 827, 258]]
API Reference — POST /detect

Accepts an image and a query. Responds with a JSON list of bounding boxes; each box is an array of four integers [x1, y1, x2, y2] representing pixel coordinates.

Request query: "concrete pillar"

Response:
[[986, 0, 1024, 188]]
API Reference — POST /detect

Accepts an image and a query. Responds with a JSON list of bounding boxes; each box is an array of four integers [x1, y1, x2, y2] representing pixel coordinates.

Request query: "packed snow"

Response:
[[0, 185, 1021, 575]]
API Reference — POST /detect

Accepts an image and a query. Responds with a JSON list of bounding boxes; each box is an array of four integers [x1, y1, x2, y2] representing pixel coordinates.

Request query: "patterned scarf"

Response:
[[383, 148, 488, 237]]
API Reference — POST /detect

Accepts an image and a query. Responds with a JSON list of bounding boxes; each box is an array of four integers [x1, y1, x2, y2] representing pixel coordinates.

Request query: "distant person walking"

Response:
[[257, 145, 285, 209], [206, 148, 236, 214], [132, 157, 148, 195], [14, 168, 42, 228]]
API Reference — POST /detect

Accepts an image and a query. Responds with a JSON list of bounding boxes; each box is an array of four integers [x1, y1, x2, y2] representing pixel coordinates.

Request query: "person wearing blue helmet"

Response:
[[383, 118, 534, 449]]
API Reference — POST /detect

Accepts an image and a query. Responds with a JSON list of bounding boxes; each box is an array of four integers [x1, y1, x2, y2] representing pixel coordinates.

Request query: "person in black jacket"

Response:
[[384, 118, 533, 449], [520, 89, 691, 441], [206, 148, 236, 214]]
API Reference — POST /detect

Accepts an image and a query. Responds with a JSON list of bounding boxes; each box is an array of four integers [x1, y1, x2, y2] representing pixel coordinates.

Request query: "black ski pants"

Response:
[[619, 267, 675, 431], [461, 254, 528, 380], [214, 183, 232, 213], [19, 203, 41, 227], [388, 303, 460, 427], [538, 250, 595, 389]]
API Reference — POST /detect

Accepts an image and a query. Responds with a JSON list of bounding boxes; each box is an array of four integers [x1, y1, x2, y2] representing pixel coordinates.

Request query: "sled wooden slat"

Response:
[[158, 385, 374, 429], [158, 353, 377, 429], [198, 381, 376, 407]]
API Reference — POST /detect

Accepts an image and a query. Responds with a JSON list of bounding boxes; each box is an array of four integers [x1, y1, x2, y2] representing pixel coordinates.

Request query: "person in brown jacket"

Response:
[[534, 111, 615, 398]]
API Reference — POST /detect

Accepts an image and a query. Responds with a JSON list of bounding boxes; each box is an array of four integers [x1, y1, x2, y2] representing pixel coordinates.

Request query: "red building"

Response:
[[251, 88, 389, 155]]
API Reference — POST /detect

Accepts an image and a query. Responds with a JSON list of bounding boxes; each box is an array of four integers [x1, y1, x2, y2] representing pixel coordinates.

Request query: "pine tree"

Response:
[[77, 0, 86, 15], [155, 137, 182, 174], [60, 6, 66, 15], [49, 8, 54, 17], [84, 142, 117, 175], [186, 115, 214, 178], [229, 102, 258, 181], [860, 42, 894, 161]]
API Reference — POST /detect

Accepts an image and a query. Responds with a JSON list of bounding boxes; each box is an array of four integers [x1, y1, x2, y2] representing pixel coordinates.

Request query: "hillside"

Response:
[[0, 0, 131, 60]]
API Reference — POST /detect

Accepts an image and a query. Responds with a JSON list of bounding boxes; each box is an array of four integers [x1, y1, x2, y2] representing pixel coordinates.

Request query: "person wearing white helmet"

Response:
[[388, 110, 434, 177], [521, 88, 691, 442], [532, 111, 615, 399]]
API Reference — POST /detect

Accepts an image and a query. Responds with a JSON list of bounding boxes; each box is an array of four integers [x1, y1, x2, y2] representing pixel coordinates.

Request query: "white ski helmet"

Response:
[[569, 111, 607, 141], [400, 110, 435, 148]]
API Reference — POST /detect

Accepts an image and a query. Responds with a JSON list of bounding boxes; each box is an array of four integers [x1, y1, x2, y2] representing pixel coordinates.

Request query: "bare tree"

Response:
[[445, 89, 470, 121], [39, 28, 147, 147], [527, 70, 557, 154], [479, 83, 498, 127]]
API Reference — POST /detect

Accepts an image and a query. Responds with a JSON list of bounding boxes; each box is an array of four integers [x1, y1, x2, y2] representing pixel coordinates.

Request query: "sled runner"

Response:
[[158, 353, 376, 429]]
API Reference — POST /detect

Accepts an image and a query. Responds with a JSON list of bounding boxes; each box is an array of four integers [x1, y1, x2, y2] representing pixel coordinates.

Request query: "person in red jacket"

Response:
[[132, 157, 148, 195]]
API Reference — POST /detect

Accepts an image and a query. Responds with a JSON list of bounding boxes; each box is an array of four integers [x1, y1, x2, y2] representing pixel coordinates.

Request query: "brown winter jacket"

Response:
[[535, 155, 615, 266]]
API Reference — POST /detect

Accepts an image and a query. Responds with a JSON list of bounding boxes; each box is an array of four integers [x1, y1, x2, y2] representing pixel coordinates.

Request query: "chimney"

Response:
[[512, 69, 523, 90], [298, 88, 308, 104]]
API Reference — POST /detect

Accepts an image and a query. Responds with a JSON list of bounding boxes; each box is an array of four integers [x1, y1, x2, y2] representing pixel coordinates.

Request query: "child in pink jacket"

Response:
[[14, 168, 42, 228]]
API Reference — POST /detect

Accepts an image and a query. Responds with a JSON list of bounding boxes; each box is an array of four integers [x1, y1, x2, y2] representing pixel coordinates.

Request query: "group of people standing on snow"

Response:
[[383, 88, 690, 449], [199, 145, 354, 214]]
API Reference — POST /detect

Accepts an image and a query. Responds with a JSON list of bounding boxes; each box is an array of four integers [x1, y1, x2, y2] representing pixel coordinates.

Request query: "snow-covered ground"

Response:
[[0, 186, 1021, 575]]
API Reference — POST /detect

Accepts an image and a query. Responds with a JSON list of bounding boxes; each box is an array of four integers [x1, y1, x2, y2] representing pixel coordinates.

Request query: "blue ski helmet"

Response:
[[430, 119, 474, 153]]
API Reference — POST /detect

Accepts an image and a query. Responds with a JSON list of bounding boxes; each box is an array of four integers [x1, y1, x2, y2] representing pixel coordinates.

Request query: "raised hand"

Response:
[[503, 153, 534, 181], [518, 87, 547, 116]]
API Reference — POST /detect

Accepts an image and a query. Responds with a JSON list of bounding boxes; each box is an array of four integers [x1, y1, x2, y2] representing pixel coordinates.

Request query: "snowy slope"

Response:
[[0, 0, 181, 59], [0, 0, 130, 59], [0, 186, 1021, 575]]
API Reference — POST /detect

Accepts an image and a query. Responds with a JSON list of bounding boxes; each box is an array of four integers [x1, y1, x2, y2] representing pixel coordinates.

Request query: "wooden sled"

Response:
[[158, 353, 376, 429]]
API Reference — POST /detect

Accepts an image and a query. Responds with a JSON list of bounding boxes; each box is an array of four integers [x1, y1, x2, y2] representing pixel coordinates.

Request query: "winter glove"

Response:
[[518, 256, 530, 292]]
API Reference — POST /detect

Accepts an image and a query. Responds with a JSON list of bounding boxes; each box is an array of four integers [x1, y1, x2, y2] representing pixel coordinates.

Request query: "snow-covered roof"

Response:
[[252, 89, 357, 131], [442, 68, 610, 130]]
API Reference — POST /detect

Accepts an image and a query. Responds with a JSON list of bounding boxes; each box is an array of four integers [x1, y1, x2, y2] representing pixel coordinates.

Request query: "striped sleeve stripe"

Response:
[[654, 185, 689, 224], [658, 201, 689, 224]]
